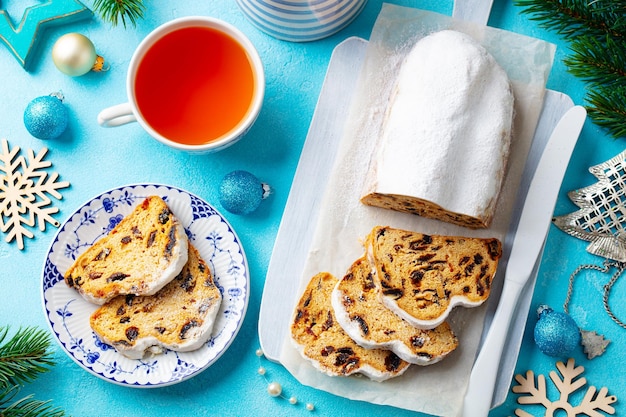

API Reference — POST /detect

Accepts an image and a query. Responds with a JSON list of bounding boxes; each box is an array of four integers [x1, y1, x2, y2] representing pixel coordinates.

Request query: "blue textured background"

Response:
[[1, 1, 624, 416]]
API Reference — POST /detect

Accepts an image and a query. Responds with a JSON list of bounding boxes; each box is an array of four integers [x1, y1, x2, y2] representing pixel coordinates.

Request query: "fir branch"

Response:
[[565, 35, 626, 86], [586, 87, 626, 138], [92, 0, 146, 28], [0, 385, 64, 417], [0, 327, 64, 416], [515, 0, 626, 139], [0, 326, 55, 388], [514, 0, 626, 40], [588, 1, 626, 33]]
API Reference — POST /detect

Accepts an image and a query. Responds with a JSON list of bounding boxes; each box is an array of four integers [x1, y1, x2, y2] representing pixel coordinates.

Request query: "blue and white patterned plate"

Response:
[[41, 184, 249, 387]]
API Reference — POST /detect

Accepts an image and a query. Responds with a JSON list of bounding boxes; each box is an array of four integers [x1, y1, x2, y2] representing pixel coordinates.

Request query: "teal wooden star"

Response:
[[0, 0, 92, 70]]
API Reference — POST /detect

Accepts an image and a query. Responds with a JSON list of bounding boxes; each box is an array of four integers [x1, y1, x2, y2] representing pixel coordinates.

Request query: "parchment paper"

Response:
[[280, 5, 555, 416]]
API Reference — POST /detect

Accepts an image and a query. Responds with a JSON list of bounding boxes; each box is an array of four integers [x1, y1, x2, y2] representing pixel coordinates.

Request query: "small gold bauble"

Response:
[[52, 33, 103, 76]]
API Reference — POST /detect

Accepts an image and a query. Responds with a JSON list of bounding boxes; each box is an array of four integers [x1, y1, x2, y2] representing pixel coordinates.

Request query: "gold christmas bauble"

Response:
[[52, 33, 98, 76]]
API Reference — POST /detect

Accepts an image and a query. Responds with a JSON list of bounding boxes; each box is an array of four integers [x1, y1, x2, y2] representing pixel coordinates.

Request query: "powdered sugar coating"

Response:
[[362, 30, 514, 228]]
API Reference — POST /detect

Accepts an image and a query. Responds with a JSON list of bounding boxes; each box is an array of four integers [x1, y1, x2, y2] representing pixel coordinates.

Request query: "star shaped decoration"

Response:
[[0, 0, 92, 70], [580, 329, 610, 360]]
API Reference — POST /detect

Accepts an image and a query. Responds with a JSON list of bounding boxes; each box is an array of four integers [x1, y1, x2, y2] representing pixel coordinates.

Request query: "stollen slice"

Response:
[[291, 272, 410, 382], [331, 257, 458, 365], [90, 243, 222, 359], [366, 226, 502, 329], [64, 195, 188, 305]]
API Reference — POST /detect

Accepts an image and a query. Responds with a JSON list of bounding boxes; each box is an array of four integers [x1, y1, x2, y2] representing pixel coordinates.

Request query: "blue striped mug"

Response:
[[235, 0, 367, 42]]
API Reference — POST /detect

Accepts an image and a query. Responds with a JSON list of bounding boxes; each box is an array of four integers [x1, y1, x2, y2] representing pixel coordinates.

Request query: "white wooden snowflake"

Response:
[[0, 138, 70, 250], [513, 358, 617, 416]]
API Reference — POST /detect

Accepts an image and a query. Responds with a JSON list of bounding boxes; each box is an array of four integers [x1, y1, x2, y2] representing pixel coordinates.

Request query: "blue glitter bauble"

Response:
[[23, 95, 69, 140], [219, 170, 269, 215], [534, 305, 581, 357]]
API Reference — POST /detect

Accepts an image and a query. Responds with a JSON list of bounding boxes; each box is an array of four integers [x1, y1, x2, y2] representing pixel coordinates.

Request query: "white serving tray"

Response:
[[259, 37, 574, 410]]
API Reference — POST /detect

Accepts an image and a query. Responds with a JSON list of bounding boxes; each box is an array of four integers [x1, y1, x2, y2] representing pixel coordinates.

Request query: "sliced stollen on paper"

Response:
[[280, 4, 555, 416]]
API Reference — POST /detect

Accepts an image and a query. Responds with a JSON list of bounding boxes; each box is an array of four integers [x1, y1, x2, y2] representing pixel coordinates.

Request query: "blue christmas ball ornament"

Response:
[[24, 93, 69, 140], [534, 305, 581, 357], [219, 170, 270, 215]]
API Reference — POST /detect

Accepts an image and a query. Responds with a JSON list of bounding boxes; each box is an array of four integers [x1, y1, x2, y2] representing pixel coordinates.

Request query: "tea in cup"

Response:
[[97, 16, 265, 153]]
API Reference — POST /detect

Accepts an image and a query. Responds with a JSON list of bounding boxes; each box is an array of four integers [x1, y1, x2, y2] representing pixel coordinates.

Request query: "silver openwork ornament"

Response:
[[551, 149, 626, 358], [553, 149, 626, 262]]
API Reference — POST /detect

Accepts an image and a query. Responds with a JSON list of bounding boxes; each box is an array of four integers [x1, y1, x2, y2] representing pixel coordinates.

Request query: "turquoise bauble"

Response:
[[219, 170, 270, 215], [534, 305, 580, 357], [23, 94, 68, 140]]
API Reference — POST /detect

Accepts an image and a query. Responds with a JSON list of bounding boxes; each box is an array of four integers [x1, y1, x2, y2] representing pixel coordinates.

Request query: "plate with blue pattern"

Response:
[[41, 184, 249, 387]]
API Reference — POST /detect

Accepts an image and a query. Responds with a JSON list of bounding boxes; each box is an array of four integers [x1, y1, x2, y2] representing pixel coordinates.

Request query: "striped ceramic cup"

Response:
[[235, 0, 367, 42]]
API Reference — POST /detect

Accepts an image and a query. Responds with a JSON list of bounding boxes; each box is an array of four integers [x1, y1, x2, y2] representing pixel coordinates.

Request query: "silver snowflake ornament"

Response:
[[553, 149, 626, 261], [0, 138, 70, 250]]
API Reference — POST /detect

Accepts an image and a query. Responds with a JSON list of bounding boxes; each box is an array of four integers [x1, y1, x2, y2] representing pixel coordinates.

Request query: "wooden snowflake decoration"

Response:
[[0, 138, 70, 249], [513, 358, 617, 416]]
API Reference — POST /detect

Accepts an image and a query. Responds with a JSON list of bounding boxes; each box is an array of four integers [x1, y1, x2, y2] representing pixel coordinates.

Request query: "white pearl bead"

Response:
[[267, 382, 282, 397], [289, 396, 297, 405], [256, 348, 264, 357], [257, 366, 266, 376], [306, 403, 315, 411]]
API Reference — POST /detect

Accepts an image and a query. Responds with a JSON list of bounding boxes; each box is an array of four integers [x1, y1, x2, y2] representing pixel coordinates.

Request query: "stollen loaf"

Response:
[[361, 30, 514, 228]]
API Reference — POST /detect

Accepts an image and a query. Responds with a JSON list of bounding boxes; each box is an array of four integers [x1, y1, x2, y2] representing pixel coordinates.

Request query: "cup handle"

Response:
[[97, 103, 137, 127]]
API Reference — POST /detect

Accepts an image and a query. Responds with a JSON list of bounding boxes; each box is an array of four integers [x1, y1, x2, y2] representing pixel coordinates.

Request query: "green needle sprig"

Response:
[[515, 0, 626, 139], [92, 0, 146, 28], [515, 0, 625, 38], [0, 326, 64, 417], [0, 386, 65, 417]]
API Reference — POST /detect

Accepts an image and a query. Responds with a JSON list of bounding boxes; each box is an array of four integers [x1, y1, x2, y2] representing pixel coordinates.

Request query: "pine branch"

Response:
[[565, 35, 626, 86], [515, 0, 626, 139], [0, 385, 65, 417], [0, 327, 65, 416], [92, 0, 146, 28], [586, 87, 626, 138], [0, 326, 55, 388], [514, 0, 626, 40], [588, 1, 626, 34]]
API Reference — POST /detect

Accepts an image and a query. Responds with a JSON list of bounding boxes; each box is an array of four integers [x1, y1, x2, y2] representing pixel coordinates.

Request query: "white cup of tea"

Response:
[[97, 16, 265, 153]]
